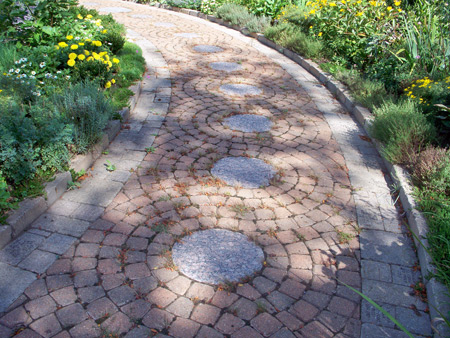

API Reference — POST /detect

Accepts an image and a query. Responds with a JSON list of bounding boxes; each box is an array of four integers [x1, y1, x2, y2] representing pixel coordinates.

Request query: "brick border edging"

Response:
[[0, 58, 144, 251], [139, 2, 449, 336]]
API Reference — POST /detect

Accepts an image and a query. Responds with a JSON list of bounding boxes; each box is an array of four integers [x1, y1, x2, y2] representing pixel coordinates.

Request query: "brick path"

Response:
[[0, 1, 433, 337]]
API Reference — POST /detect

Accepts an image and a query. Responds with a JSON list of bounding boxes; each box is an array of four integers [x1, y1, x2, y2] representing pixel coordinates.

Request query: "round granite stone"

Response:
[[98, 7, 131, 13], [224, 114, 272, 132], [130, 14, 152, 18], [211, 157, 275, 188], [193, 45, 224, 53], [174, 33, 200, 38], [153, 22, 175, 27], [172, 229, 264, 284], [209, 62, 242, 73], [220, 84, 262, 96]]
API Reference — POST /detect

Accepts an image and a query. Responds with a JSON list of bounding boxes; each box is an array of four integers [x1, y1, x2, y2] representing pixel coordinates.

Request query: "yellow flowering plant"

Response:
[[304, 0, 403, 68]]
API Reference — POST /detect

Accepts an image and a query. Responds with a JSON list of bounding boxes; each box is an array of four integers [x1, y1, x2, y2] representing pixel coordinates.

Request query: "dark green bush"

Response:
[[371, 99, 436, 164], [52, 81, 113, 153], [104, 30, 126, 55]]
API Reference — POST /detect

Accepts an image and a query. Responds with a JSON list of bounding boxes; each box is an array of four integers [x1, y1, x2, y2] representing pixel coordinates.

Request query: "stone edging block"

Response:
[[147, 4, 450, 336], [0, 66, 144, 250]]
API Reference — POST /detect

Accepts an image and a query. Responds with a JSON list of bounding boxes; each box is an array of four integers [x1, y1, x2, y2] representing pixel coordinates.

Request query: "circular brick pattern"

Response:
[[193, 45, 224, 53], [98, 7, 131, 13], [220, 84, 262, 96], [153, 22, 176, 27], [209, 62, 242, 72], [224, 114, 272, 132], [172, 229, 264, 284], [174, 33, 200, 38], [211, 157, 275, 188]]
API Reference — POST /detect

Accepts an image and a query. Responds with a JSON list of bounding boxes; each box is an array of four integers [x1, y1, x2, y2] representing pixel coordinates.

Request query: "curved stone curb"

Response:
[[0, 31, 171, 314], [126, 2, 446, 336]]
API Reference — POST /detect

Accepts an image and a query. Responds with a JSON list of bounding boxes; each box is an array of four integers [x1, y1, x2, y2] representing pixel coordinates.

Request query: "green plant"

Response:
[[264, 22, 323, 59], [103, 30, 126, 55], [145, 146, 156, 154], [238, 0, 292, 18], [105, 160, 116, 172], [216, 4, 270, 32], [371, 99, 436, 164], [52, 80, 113, 153]]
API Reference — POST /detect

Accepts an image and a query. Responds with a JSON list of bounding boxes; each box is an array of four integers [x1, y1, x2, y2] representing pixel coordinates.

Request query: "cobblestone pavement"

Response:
[[0, 1, 433, 337]]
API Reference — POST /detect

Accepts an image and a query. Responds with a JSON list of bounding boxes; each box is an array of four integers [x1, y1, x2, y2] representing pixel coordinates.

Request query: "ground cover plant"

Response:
[[0, 1, 145, 221]]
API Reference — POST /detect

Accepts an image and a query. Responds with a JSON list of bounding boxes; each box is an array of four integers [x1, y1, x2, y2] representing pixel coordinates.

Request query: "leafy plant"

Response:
[[105, 160, 116, 172], [216, 4, 270, 33]]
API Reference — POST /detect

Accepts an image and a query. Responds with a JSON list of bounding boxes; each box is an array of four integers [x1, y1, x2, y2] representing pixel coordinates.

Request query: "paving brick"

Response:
[[0, 306, 32, 328], [56, 303, 88, 328], [74, 270, 98, 288], [252, 277, 277, 295], [166, 275, 191, 295], [47, 259, 71, 275], [232, 326, 264, 338], [327, 296, 356, 317], [132, 276, 158, 294], [317, 311, 347, 333], [290, 300, 319, 322], [101, 312, 132, 336], [87, 297, 118, 320], [169, 317, 200, 338], [101, 273, 125, 291], [125, 262, 151, 280], [250, 313, 283, 337], [25, 295, 57, 320], [267, 291, 295, 311], [275, 311, 303, 331], [301, 321, 333, 338], [191, 303, 221, 324], [75, 243, 100, 257], [142, 308, 174, 330], [108, 285, 136, 306], [98, 258, 121, 274], [237, 284, 261, 300], [215, 313, 245, 335], [186, 282, 215, 301], [69, 319, 101, 338], [29, 313, 62, 338], [0, 232, 45, 265], [24, 279, 48, 300], [211, 291, 240, 308], [121, 299, 151, 319], [78, 286, 105, 304], [197, 325, 224, 338], [46, 275, 72, 292], [18, 250, 58, 274], [279, 279, 306, 299], [152, 268, 178, 282], [39, 234, 77, 255]]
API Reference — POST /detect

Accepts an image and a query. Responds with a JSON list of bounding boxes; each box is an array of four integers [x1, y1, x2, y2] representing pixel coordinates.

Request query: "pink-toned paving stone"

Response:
[[0, 0, 433, 336]]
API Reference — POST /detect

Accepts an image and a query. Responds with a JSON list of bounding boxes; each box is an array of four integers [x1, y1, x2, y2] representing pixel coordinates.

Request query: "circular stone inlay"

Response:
[[211, 157, 275, 188], [174, 33, 200, 38], [172, 229, 264, 284], [193, 45, 224, 53], [130, 14, 152, 18], [224, 114, 272, 132], [220, 84, 262, 96], [153, 22, 175, 27], [210, 62, 242, 73], [98, 7, 131, 13]]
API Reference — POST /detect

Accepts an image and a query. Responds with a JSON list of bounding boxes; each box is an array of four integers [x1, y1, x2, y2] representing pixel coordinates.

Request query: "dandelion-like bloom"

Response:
[[105, 81, 111, 88], [78, 54, 86, 60], [111, 79, 116, 84], [69, 53, 77, 59], [112, 58, 120, 64], [67, 59, 76, 67], [66, 35, 74, 40], [58, 42, 68, 48], [71, 44, 79, 50]]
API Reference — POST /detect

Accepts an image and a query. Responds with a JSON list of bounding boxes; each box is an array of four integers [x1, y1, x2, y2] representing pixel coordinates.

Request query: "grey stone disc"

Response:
[[153, 22, 175, 27], [193, 45, 224, 53], [211, 157, 275, 188], [220, 84, 262, 96], [210, 62, 242, 73], [98, 7, 131, 13], [130, 14, 152, 18], [172, 229, 264, 284], [174, 33, 200, 38], [224, 114, 272, 132]]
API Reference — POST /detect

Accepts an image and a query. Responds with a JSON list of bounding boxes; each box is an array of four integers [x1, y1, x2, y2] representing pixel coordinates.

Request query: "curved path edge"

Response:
[[0, 32, 170, 314], [148, 4, 449, 336]]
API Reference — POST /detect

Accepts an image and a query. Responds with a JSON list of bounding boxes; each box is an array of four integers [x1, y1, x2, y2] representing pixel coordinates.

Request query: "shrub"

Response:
[[216, 4, 270, 32], [51, 81, 113, 153], [264, 22, 323, 58], [371, 99, 436, 164], [104, 30, 126, 55], [236, 0, 292, 18]]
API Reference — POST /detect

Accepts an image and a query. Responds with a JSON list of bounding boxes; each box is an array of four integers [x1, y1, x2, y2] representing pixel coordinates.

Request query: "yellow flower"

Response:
[[70, 44, 79, 50], [55, 46, 60, 50], [84, 50, 90, 56], [101, 29, 107, 34], [67, 59, 76, 67], [66, 35, 73, 40], [329, 2, 336, 6], [92, 52, 100, 60], [397, 8, 402, 11], [318, 32, 323, 37], [387, 6, 392, 10], [107, 61, 112, 68], [105, 81, 111, 89], [86, 56, 94, 61], [394, 1, 401, 6], [111, 79, 116, 84], [99, 51, 107, 57], [77, 14, 83, 19], [92, 41, 102, 47], [356, 11, 363, 16], [69, 53, 77, 59], [58, 42, 68, 48], [78, 54, 86, 60], [112, 58, 120, 64], [78, 42, 84, 46]]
